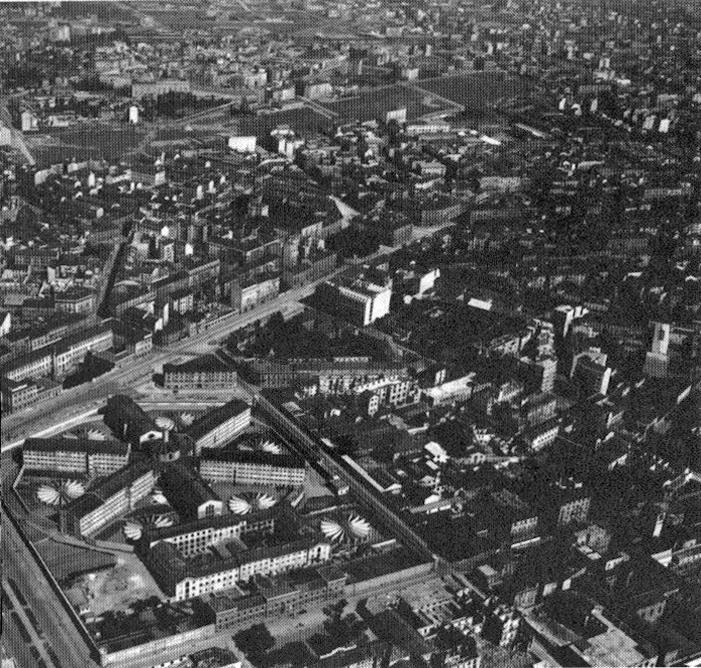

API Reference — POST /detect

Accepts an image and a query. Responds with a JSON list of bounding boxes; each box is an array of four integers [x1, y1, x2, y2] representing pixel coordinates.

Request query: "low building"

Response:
[[243, 358, 406, 392], [0, 348, 54, 382], [54, 287, 96, 315], [351, 376, 419, 408], [131, 79, 190, 99], [231, 275, 280, 313], [557, 494, 591, 527], [109, 319, 153, 357], [526, 591, 658, 667], [521, 393, 557, 427], [281, 251, 337, 290], [163, 355, 237, 390], [1, 323, 113, 382], [482, 603, 521, 648], [104, 395, 163, 447], [211, 565, 347, 630], [0, 376, 62, 413], [489, 489, 540, 545], [159, 463, 224, 521], [52, 323, 114, 379], [145, 535, 332, 601], [7, 320, 68, 354], [142, 508, 277, 557], [418, 197, 464, 226]]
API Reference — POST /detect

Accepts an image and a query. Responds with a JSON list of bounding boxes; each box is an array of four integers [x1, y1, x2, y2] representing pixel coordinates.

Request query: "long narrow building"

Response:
[[22, 436, 130, 476], [61, 461, 156, 537], [199, 449, 306, 485]]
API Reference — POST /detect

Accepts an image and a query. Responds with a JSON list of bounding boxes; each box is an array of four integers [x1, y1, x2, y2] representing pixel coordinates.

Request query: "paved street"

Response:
[[2, 511, 101, 668], [2, 587, 50, 668], [2, 581, 56, 668], [1, 223, 452, 452], [0, 220, 456, 668], [1, 290, 310, 449]]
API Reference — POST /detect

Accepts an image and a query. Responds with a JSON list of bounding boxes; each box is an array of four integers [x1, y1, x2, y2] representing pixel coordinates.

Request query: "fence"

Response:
[[2, 500, 102, 663]]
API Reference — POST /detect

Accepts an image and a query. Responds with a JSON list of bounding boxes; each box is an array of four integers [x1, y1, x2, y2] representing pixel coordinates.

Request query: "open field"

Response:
[[27, 124, 146, 166], [35, 541, 117, 584], [322, 82, 447, 122], [64, 555, 164, 615], [240, 106, 336, 135], [415, 71, 531, 109]]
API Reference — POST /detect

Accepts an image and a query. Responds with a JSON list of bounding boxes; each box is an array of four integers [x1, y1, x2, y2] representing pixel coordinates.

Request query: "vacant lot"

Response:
[[416, 71, 530, 110], [322, 83, 443, 122], [28, 124, 146, 166]]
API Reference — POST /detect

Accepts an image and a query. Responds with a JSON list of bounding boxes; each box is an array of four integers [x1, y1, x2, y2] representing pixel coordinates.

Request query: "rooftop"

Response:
[[185, 399, 251, 442], [23, 435, 129, 457]]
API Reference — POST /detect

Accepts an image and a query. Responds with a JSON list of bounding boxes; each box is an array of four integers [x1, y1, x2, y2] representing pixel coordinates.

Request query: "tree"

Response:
[[373, 440, 395, 465], [234, 623, 275, 659], [336, 433, 359, 456], [266, 310, 285, 335]]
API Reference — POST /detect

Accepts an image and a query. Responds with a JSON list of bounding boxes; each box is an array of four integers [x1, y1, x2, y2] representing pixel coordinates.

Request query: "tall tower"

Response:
[[651, 322, 670, 356], [644, 322, 671, 377]]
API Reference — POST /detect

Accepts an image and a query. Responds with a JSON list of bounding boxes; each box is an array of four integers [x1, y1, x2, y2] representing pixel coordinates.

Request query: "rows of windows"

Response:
[[79, 474, 154, 535], [174, 546, 330, 600], [25, 451, 127, 472], [160, 518, 275, 556], [195, 417, 250, 452], [201, 461, 305, 485], [216, 588, 343, 629]]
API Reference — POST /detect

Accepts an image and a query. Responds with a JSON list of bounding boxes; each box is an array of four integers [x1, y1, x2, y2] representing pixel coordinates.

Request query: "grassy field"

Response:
[[239, 107, 337, 136], [29, 124, 146, 166], [322, 82, 446, 122], [316, 72, 529, 123], [415, 71, 530, 110]]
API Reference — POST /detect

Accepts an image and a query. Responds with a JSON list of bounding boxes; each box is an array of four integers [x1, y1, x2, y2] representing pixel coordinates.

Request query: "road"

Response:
[[2, 581, 56, 668], [401, 80, 465, 114], [1, 222, 453, 451], [1, 597, 44, 668], [0, 283, 315, 449], [2, 511, 101, 668], [299, 96, 339, 120], [1, 583, 54, 668], [0, 218, 463, 668], [243, 378, 487, 602]]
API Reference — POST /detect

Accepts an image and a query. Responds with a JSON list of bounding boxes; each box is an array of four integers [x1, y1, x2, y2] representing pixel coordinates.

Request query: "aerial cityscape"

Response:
[[0, 1, 700, 668]]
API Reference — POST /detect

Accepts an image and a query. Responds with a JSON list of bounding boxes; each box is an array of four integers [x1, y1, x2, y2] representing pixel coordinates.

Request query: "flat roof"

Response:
[[200, 448, 304, 469], [24, 436, 129, 456]]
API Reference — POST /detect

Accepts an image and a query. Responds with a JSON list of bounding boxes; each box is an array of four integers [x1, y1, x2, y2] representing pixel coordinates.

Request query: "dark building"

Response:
[[159, 462, 224, 521], [103, 395, 163, 447]]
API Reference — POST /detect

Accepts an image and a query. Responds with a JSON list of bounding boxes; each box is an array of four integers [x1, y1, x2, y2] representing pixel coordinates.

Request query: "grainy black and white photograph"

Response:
[[0, 1, 700, 667]]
